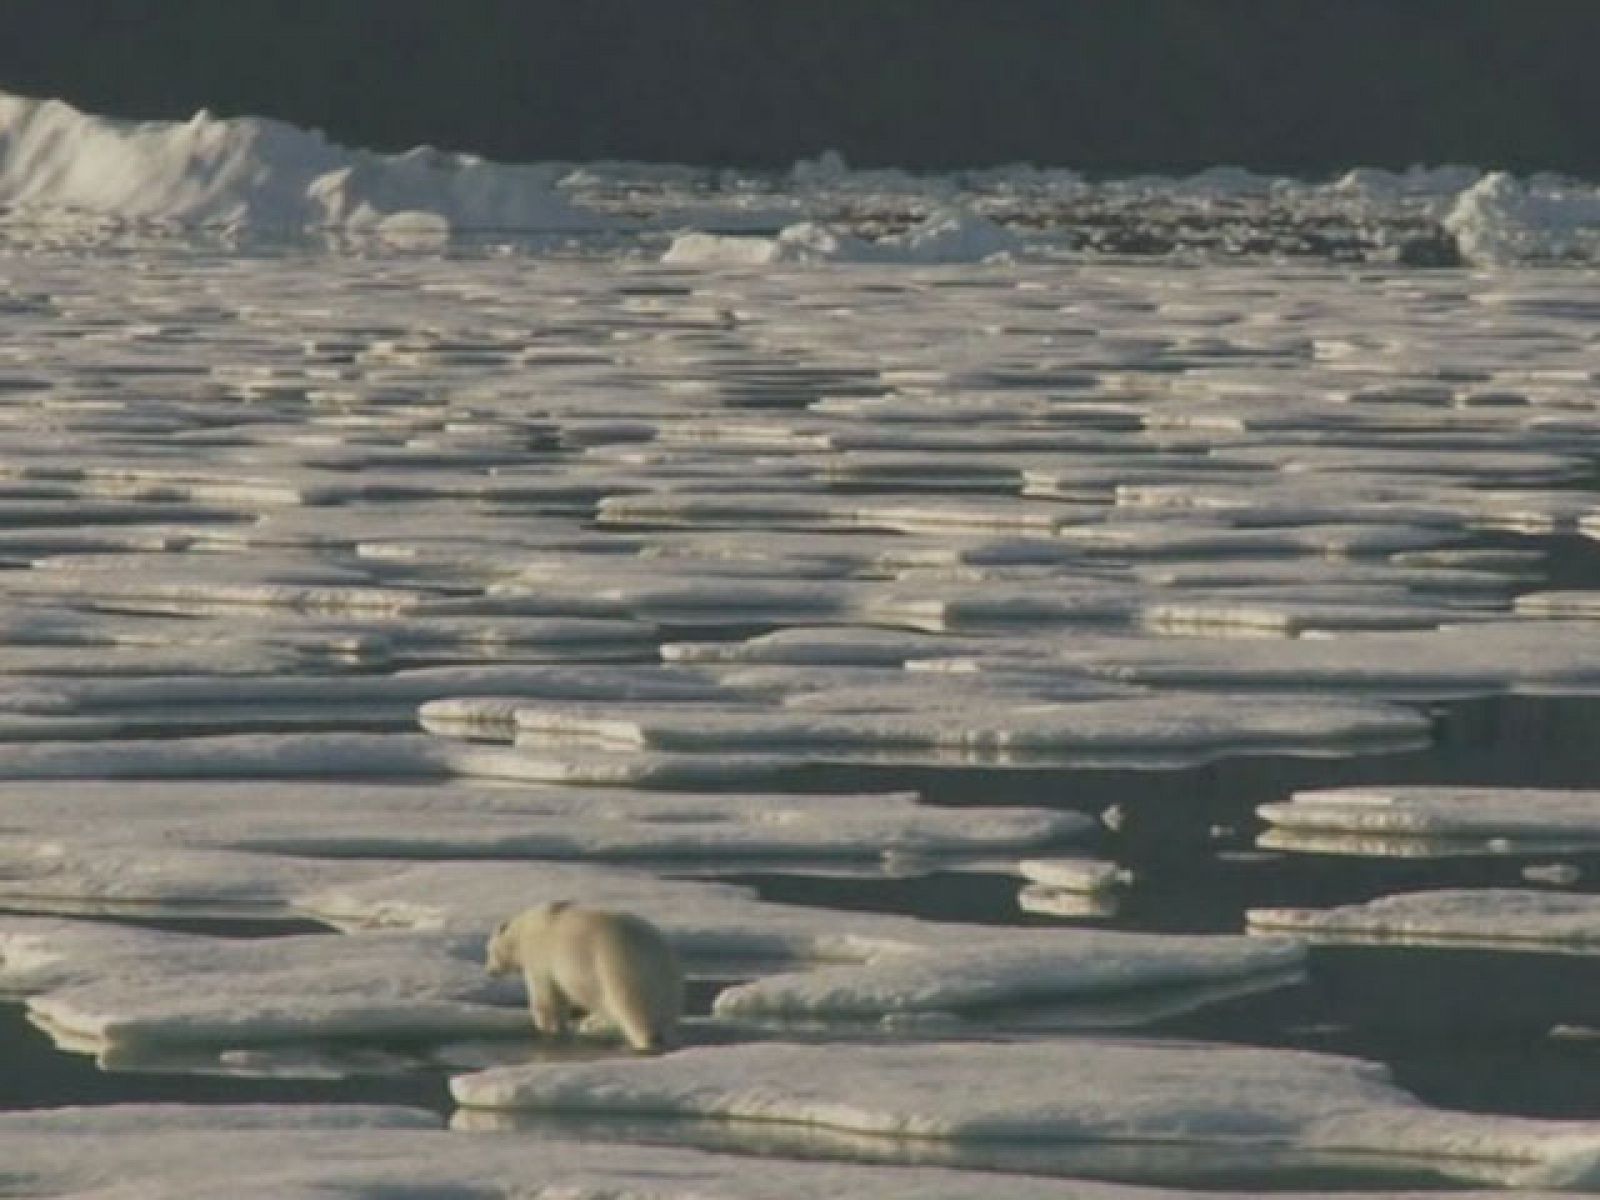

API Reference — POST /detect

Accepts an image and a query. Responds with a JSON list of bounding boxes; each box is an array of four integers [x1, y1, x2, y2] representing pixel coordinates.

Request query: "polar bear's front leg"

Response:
[[527, 971, 571, 1038]]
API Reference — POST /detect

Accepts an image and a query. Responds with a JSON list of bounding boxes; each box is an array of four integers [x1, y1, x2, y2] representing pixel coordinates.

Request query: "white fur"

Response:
[[486, 902, 684, 1052]]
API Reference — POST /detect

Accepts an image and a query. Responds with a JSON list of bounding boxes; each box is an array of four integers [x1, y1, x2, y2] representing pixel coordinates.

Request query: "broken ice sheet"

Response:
[[0, 779, 1089, 865], [1041, 620, 1600, 699], [450, 1036, 1600, 1187], [1017, 857, 1131, 893], [0, 855, 1303, 1060], [0, 1101, 1405, 1200], [0, 664, 725, 742], [500, 689, 1428, 768], [1259, 786, 1600, 857], [1018, 883, 1122, 920], [1248, 888, 1600, 953]]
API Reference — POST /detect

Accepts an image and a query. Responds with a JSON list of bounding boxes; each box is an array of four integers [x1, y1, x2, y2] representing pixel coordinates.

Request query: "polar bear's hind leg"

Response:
[[528, 972, 572, 1037]]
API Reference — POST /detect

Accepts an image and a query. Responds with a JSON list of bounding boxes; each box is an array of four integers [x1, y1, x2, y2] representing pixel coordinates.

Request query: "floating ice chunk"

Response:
[[0, 779, 1088, 864], [0, 839, 379, 919], [1445, 171, 1600, 266], [0, 642, 310, 678], [1228, 444, 1587, 485], [712, 930, 1301, 1024], [1018, 884, 1121, 919], [1134, 557, 1530, 598], [1517, 591, 1600, 619], [452, 1036, 1600, 1185], [1053, 621, 1600, 698], [871, 209, 1023, 263], [0, 1103, 1187, 1200], [0, 733, 460, 780], [1054, 519, 1454, 560], [1248, 888, 1600, 952], [506, 692, 1427, 766], [858, 580, 1140, 631], [373, 209, 451, 248], [663, 211, 1020, 266], [663, 627, 963, 667], [7, 566, 443, 616], [1259, 786, 1600, 855], [663, 223, 873, 266], [12, 921, 528, 1046], [0, 665, 721, 719], [1525, 863, 1584, 886], [594, 491, 1084, 536], [1138, 596, 1461, 636], [1018, 857, 1132, 893]]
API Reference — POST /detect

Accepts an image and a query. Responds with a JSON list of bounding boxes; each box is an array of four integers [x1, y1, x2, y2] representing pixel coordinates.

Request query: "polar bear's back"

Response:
[[533, 905, 684, 1049]]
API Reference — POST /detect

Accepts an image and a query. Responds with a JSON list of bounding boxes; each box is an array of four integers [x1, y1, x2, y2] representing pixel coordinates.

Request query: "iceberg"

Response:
[[0, 91, 606, 234]]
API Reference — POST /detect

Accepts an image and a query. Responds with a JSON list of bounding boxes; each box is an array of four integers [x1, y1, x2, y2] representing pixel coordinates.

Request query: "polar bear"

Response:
[[486, 901, 684, 1052]]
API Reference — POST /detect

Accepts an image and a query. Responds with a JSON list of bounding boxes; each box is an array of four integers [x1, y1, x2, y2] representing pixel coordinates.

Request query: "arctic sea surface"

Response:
[[9, 91, 1600, 1196]]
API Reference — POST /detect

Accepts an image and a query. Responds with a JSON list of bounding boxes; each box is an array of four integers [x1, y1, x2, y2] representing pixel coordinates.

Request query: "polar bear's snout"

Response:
[[485, 919, 516, 976]]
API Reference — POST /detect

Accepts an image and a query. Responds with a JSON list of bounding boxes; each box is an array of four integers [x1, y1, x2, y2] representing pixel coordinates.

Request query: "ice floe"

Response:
[[452, 1036, 1600, 1185], [663, 211, 1021, 266], [1259, 786, 1600, 856], [478, 691, 1427, 770], [0, 779, 1087, 864], [1248, 889, 1600, 953], [0, 1102, 1348, 1199]]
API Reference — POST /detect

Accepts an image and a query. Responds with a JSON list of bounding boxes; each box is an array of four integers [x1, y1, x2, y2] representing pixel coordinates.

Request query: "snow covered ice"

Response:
[[451, 1037, 1600, 1185], [5, 88, 1600, 1195], [1260, 785, 1600, 856]]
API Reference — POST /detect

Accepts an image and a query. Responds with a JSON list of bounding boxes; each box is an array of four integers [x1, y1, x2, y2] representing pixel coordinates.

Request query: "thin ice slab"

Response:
[[0, 779, 1088, 863], [0, 1101, 1444, 1200], [1260, 785, 1600, 856], [450, 1036, 1600, 1186], [1248, 888, 1600, 952]]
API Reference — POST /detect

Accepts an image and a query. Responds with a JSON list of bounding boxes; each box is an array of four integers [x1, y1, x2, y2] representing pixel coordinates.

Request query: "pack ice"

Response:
[[0, 852, 1302, 1061]]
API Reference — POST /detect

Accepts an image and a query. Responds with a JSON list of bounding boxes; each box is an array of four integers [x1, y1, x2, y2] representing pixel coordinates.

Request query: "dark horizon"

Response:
[[5, 0, 1600, 177]]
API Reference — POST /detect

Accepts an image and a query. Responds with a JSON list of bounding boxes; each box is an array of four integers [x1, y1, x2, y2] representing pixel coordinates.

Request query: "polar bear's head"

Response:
[[485, 916, 520, 976], [485, 902, 572, 975]]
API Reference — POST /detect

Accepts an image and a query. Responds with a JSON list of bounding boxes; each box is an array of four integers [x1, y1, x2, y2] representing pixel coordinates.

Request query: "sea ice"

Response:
[[501, 690, 1428, 767], [1248, 888, 1600, 951], [0, 1102, 1353, 1199], [1259, 785, 1600, 856], [663, 211, 1020, 266], [0, 853, 1301, 1057], [0, 779, 1087, 863], [452, 1036, 1600, 1185]]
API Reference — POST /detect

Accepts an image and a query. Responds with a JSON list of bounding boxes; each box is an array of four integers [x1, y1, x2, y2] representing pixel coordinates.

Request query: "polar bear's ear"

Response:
[[547, 899, 572, 914]]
